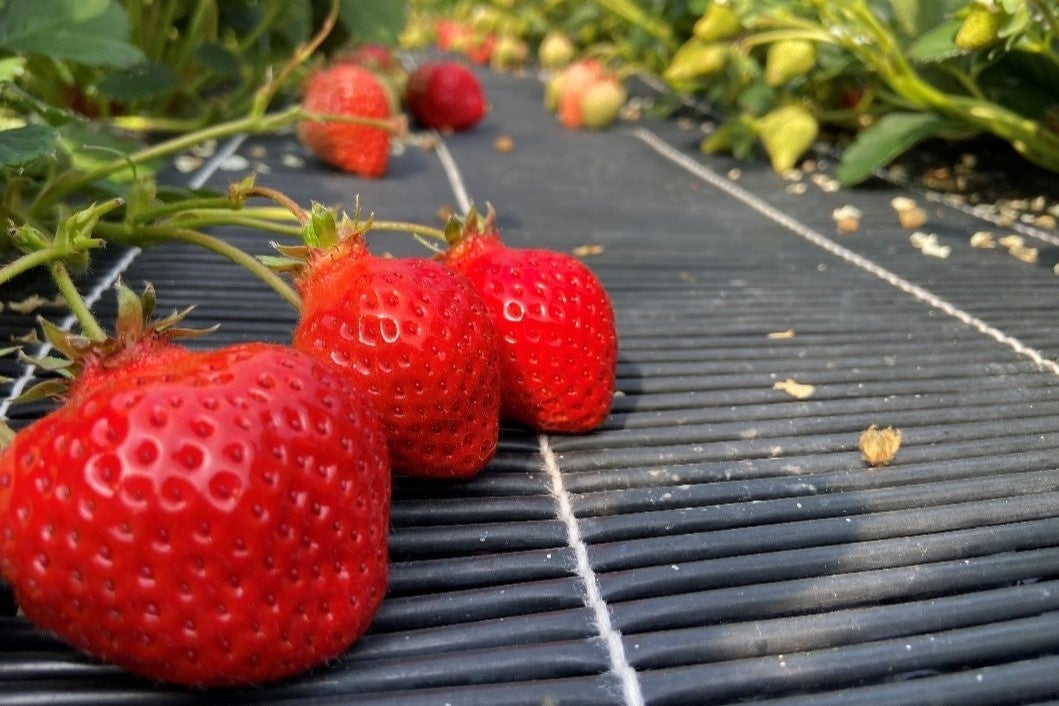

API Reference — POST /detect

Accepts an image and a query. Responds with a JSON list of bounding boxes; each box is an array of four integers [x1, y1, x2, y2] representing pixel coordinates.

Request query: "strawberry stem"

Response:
[[48, 261, 106, 342], [367, 220, 448, 242], [30, 107, 404, 219], [95, 222, 302, 311], [241, 186, 309, 224], [249, 0, 340, 119]]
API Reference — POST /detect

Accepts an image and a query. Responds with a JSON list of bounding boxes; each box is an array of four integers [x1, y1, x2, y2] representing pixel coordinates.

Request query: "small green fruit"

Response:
[[539, 32, 576, 69], [544, 73, 565, 111], [764, 39, 816, 87], [693, 3, 741, 42], [954, 3, 1006, 50], [491, 34, 528, 71], [580, 78, 627, 130], [663, 39, 727, 84], [756, 104, 819, 173]]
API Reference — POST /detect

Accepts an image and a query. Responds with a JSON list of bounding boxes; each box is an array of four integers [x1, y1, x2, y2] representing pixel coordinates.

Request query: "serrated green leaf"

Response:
[[907, 20, 963, 62], [338, 0, 405, 44], [0, 124, 58, 167], [835, 112, 950, 186], [0, 0, 144, 68], [96, 62, 177, 102]]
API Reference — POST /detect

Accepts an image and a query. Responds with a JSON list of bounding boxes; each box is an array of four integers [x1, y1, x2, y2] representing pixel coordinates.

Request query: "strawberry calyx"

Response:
[[440, 204, 503, 260], [263, 201, 373, 296], [14, 281, 213, 404]]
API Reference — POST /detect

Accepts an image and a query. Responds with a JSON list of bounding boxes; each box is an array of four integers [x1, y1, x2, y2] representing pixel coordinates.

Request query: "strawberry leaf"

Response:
[[0, 124, 58, 167], [835, 112, 951, 186], [96, 62, 177, 102], [0, 0, 144, 68], [338, 0, 405, 44]]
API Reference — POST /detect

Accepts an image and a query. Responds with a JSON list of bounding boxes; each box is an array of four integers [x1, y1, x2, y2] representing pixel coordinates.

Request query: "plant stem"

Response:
[[48, 261, 105, 342], [242, 186, 309, 223], [31, 107, 403, 217], [249, 0, 340, 119], [0, 249, 63, 286], [95, 222, 301, 311], [368, 220, 447, 241], [135, 196, 236, 222], [164, 213, 304, 237]]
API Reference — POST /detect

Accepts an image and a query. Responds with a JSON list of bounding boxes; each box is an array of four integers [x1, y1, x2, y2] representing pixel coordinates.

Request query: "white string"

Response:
[[539, 435, 645, 706], [432, 133, 473, 214], [1, 135, 248, 422], [629, 126, 1059, 378], [429, 136, 645, 704]]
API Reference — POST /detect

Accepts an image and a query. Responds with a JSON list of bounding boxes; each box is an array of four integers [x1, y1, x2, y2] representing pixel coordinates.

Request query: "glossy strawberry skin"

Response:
[[405, 62, 486, 132], [440, 231, 617, 433], [293, 236, 501, 478], [298, 64, 390, 177], [0, 343, 390, 686]]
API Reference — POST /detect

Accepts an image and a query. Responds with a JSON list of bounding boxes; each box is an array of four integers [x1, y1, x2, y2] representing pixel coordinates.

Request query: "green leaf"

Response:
[[907, 20, 963, 63], [0, 123, 58, 166], [835, 112, 949, 185], [56, 121, 150, 182], [0, 56, 25, 81], [0, 0, 144, 68], [338, 0, 405, 44], [96, 62, 177, 102], [195, 43, 241, 78]]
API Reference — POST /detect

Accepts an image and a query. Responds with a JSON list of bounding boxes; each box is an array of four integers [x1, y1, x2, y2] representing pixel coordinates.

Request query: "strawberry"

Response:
[[538, 32, 576, 70], [285, 205, 501, 478], [579, 76, 627, 130], [438, 210, 617, 433], [462, 33, 496, 65], [405, 61, 486, 132], [764, 39, 816, 87], [954, 2, 1007, 51], [693, 3, 742, 41], [555, 59, 605, 128], [756, 103, 819, 173], [297, 64, 391, 178], [0, 292, 390, 686]]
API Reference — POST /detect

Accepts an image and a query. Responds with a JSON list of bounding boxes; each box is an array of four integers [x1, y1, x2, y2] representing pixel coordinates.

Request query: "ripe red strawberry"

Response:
[[297, 64, 391, 177], [438, 210, 617, 433], [0, 333, 390, 686], [405, 61, 486, 132], [287, 206, 501, 478]]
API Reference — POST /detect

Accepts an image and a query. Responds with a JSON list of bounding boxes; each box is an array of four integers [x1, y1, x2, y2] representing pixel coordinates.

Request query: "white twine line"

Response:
[[429, 137, 644, 704], [432, 133, 473, 215], [630, 126, 1059, 378], [1, 135, 248, 422], [539, 435, 645, 706]]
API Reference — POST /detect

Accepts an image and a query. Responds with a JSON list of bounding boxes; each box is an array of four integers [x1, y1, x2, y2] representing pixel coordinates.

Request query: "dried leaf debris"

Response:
[[859, 425, 901, 467]]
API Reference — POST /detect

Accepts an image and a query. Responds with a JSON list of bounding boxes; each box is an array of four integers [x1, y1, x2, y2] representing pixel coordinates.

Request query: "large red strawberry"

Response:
[[405, 61, 486, 132], [285, 205, 501, 478], [438, 210, 617, 433], [0, 289, 390, 686], [297, 64, 391, 177]]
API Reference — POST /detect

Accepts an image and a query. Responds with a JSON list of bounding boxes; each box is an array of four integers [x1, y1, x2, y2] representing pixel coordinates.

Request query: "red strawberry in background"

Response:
[[0, 288, 390, 686], [297, 64, 392, 177], [406, 61, 486, 132], [285, 205, 501, 479], [438, 209, 617, 433]]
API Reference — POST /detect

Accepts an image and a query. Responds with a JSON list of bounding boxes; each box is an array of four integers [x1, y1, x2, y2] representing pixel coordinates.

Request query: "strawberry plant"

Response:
[[419, 0, 1059, 183]]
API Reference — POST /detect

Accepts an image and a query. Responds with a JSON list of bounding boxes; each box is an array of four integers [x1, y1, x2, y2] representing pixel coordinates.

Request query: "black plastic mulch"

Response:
[[2, 60, 1059, 705]]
